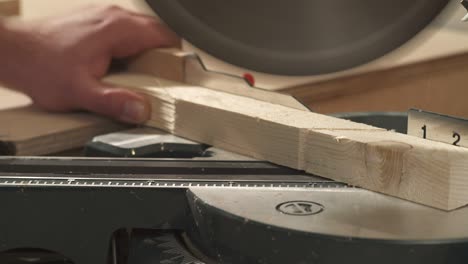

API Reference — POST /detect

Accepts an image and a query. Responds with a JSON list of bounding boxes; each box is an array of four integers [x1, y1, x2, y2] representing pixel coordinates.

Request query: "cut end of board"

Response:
[[302, 129, 468, 210]]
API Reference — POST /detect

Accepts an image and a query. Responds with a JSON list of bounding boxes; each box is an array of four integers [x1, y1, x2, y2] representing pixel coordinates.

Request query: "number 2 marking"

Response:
[[421, 125, 461, 146], [453, 132, 461, 146]]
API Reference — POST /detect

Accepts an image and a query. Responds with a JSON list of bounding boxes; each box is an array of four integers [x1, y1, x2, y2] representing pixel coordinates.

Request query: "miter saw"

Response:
[[2, 0, 468, 264]]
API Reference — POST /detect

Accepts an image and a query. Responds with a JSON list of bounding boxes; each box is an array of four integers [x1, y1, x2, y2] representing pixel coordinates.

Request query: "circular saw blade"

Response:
[[144, 0, 449, 76]]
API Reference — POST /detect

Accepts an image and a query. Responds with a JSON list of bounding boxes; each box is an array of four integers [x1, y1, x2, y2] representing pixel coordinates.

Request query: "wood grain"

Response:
[[105, 73, 468, 211]]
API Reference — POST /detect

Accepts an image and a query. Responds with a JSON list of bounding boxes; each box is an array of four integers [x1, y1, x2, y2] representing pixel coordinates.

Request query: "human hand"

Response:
[[0, 5, 178, 123]]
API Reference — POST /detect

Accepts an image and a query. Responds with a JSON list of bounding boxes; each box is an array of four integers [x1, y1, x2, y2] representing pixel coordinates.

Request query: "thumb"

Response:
[[77, 80, 151, 124]]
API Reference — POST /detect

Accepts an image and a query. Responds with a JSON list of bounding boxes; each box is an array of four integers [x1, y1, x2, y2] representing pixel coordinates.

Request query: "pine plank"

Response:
[[302, 129, 468, 210], [105, 73, 468, 210]]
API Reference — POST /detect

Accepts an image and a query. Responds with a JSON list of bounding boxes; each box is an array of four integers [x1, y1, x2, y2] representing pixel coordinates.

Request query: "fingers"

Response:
[[97, 5, 180, 58], [71, 6, 168, 124], [76, 79, 152, 124]]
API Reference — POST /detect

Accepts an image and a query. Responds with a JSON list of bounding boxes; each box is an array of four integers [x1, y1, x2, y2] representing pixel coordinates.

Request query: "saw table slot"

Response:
[[0, 158, 302, 176]]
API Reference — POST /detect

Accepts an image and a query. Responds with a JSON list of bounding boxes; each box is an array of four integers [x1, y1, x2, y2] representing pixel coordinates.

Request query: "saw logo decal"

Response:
[[276, 201, 324, 216]]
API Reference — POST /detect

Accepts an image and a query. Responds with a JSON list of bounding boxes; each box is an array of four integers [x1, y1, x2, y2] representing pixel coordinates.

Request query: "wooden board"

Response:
[[0, 106, 124, 155], [0, 0, 19, 16], [105, 73, 468, 211]]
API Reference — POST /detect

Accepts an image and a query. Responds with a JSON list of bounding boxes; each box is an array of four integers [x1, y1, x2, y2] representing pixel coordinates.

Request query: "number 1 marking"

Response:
[[422, 125, 427, 139]]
